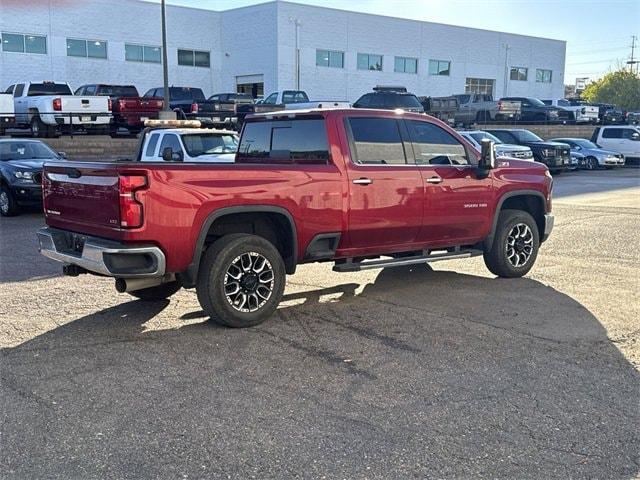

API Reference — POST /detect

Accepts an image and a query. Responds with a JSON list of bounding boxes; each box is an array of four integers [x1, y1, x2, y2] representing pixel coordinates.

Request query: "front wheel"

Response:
[[484, 209, 540, 278], [0, 185, 20, 216], [586, 156, 599, 170], [196, 234, 286, 328]]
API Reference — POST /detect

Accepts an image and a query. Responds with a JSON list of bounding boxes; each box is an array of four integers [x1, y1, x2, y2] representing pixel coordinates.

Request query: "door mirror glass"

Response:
[[57, 151, 67, 159], [479, 139, 496, 169]]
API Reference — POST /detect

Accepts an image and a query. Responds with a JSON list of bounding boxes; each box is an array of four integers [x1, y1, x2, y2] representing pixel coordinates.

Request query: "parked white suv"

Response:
[[7, 81, 110, 138], [591, 126, 640, 162]]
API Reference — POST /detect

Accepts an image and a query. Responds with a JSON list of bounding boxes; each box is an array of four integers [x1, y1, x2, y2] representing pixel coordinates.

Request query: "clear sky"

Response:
[[156, 0, 639, 84]]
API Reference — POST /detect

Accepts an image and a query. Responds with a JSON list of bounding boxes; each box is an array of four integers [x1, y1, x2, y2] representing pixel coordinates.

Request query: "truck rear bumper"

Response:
[[542, 214, 554, 242], [37, 227, 166, 278]]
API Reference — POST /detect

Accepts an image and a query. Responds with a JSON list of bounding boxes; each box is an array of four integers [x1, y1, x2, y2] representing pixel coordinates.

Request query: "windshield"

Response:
[[97, 85, 139, 97], [0, 141, 58, 161], [27, 83, 72, 96], [181, 133, 238, 157], [514, 130, 543, 142], [469, 132, 503, 145], [528, 98, 546, 107]]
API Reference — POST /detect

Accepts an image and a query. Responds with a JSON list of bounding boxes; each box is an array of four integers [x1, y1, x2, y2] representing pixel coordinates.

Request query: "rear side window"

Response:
[[406, 120, 469, 165], [602, 128, 623, 139], [237, 118, 329, 164], [488, 131, 515, 144], [13, 84, 24, 97], [348, 117, 406, 165]]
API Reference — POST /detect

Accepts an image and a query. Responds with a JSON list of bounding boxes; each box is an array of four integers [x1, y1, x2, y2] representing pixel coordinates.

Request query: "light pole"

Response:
[[289, 17, 302, 90], [503, 43, 510, 97], [159, 0, 175, 119]]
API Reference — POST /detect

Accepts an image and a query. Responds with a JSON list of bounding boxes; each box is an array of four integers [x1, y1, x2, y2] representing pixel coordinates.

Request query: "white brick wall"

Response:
[[0, 0, 566, 101]]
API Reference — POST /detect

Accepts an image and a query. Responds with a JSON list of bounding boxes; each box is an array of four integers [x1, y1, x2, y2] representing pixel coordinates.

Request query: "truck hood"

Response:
[[2, 159, 47, 170], [495, 144, 531, 152], [525, 141, 569, 149]]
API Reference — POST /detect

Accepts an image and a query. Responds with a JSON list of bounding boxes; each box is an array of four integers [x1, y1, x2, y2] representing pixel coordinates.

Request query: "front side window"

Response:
[[67, 38, 107, 59], [536, 69, 552, 83], [316, 49, 344, 68], [357, 53, 383, 71], [510, 67, 528, 81], [158, 134, 183, 158], [1, 32, 47, 54], [348, 117, 406, 165], [407, 120, 469, 166], [394, 56, 418, 74], [178, 49, 210, 67], [428, 59, 450, 76], [237, 118, 330, 164], [263, 93, 278, 104]]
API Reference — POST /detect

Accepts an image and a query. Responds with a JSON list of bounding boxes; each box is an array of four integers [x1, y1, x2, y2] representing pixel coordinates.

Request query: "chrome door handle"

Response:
[[426, 176, 443, 184], [352, 178, 373, 185]]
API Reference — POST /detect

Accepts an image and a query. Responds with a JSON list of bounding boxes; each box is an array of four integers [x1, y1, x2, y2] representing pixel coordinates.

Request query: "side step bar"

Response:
[[333, 249, 483, 273]]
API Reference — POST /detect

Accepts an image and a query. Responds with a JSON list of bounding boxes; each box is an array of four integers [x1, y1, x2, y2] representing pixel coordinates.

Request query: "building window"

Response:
[[178, 48, 210, 68], [357, 53, 383, 71], [428, 59, 451, 76], [316, 49, 344, 68], [67, 38, 107, 59], [465, 78, 495, 95], [510, 67, 528, 81], [125, 44, 161, 63], [394, 56, 417, 74], [1, 32, 47, 54], [536, 69, 552, 83]]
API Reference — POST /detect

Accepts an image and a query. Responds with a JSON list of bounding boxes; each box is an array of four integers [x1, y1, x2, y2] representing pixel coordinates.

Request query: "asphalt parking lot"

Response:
[[1, 169, 638, 479]]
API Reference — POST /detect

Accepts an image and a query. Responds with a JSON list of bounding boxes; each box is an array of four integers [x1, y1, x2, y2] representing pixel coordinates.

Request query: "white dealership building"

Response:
[[0, 0, 566, 101]]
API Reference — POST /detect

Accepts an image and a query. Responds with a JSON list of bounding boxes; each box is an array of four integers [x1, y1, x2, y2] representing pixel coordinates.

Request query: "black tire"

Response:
[[0, 184, 20, 217], [30, 115, 55, 138], [586, 156, 599, 170], [196, 234, 286, 328], [483, 209, 540, 278], [128, 280, 182, 301]]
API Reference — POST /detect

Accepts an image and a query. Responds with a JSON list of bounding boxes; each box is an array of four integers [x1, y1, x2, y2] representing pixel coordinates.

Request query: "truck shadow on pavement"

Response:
[[1, 265, 638, 479]]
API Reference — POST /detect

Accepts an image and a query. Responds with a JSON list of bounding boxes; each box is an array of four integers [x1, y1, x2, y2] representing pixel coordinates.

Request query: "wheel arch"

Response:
[[182, 205, 298, 287], [485, 190, 547, 250]]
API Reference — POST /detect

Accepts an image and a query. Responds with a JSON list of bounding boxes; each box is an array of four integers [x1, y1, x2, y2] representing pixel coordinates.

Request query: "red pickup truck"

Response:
[[38, 109, 554, 327]]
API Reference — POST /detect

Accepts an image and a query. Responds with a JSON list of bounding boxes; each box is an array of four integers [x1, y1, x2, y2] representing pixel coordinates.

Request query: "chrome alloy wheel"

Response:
[[506, 223, 534, 268], [224, 252, 274, 313], [0, 191, 9, 214]]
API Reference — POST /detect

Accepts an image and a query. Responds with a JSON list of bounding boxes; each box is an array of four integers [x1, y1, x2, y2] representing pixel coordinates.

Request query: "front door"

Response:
[[405, 119, 493, 245], [344, 116, 424, 250]]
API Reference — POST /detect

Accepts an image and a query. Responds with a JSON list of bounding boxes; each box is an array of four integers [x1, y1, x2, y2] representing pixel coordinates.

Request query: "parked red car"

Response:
[[38, 109, 554, 327], [75, 84, 163, 136]]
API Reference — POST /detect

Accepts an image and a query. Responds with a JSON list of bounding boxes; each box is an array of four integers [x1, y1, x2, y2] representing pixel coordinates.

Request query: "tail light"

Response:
[[497, 101, 503, 111], [52, 98, 62, 111], [191, 103, 199, 113], [119, 174, 147, 228], [119, 99, 127, 110], [107, 98, 112, 111]]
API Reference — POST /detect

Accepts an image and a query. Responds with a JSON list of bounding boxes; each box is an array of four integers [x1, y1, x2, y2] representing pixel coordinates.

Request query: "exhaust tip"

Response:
[[115, 278, 127, 293]]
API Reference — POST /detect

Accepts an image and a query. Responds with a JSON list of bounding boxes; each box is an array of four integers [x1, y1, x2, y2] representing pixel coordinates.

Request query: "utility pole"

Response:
[[159, 0, 175, 119], [503, 44, 510, 96], [289, 17, 302, 90], [628, 35, 638, 74]]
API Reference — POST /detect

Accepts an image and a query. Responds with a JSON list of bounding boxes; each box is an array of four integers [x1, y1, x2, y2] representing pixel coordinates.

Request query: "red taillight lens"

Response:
[[119, 174, 147, 228], [191, 103, 199, 113], [52, 98, 62, 111], [119, 99, 127, 110], [107, 98, 113, 111]]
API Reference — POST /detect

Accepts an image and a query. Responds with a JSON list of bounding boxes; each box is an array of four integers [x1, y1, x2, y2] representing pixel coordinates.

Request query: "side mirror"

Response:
[[58, 151, 67, 159], [479, 139, 496, 170], [162, 147, 183, 162], [631, 132, 640, 141]]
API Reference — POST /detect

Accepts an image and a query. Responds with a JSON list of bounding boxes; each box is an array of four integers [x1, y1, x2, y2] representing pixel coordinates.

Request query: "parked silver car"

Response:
[[459, 130, 534, 160], [550, 138, 625, 170]]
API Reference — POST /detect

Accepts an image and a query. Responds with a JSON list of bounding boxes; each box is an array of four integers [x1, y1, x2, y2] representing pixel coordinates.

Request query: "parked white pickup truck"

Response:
[[542, 99, 599, 124], [7, 81, 110, 138], [0, 92, 14, 136], [260, 90, 350, 110]]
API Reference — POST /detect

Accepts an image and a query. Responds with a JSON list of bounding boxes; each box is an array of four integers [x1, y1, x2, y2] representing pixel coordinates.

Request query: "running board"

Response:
[[333, 249, 483, 272]]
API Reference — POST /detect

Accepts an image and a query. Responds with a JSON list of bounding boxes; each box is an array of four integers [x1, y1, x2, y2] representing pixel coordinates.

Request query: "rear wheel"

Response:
[[129, 281, 182, 301], [484, 209, 540, 278], [0, 184, 19, 217], [196, 234, 286, 328], [30, 115, 54, 138]]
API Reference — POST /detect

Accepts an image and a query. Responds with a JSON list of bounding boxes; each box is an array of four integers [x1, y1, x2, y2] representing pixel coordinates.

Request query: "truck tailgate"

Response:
[[43, 162, 122, 237], [61, 95, 110, 113]]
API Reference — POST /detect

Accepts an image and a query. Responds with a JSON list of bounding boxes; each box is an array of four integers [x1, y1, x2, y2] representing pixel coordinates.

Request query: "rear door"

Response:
[[405, 119, 494, 245], [344, 116, 423, 249]]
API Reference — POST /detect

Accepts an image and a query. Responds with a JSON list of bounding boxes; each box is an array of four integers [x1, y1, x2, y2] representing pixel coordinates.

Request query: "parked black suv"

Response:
[[593, 103, 625, 124], [353, 86, 424, 113], [484, 129, 571, 173], [499, 97, 570, 124]]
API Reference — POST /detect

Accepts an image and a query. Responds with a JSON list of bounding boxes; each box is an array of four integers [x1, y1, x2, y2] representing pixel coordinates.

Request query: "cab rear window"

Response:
[[237, 118, 329, 164]]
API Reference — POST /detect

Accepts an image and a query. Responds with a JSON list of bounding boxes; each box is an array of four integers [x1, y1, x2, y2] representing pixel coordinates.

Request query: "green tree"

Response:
[[581, 70, 640, 110]]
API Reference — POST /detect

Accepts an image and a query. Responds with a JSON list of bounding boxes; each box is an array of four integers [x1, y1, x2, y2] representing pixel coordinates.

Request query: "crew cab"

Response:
[[75, 84, 163, 136], [136, 121, 238, 163], [541, 99, 599, 124], [484, 128, 571, 173], [38, 109, 554, 328], [499, 97, 570, 124], [7, 81, 111, 137], [0, 92, 15, 135]]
